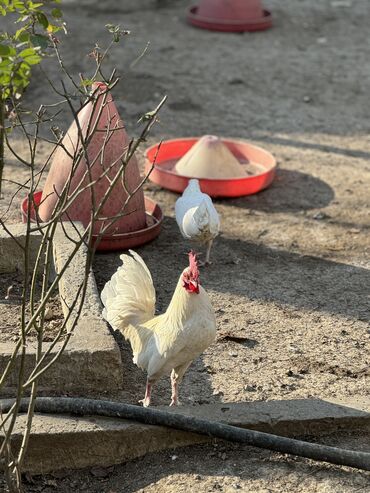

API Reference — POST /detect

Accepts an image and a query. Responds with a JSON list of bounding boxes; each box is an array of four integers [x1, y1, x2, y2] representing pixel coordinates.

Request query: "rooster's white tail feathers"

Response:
[[101, 250, 156, 330]]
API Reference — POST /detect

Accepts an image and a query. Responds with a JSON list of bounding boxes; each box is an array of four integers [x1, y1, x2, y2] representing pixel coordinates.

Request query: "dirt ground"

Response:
[[0, 431, 365, 493], [1, 0, 370, 491], [0, 272, 64, 343]]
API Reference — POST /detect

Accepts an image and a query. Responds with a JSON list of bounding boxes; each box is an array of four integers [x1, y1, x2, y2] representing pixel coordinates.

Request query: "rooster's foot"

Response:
[[139, 382, 152, 407], [139, 397, 151, 408], [169, 398, 181, 407]]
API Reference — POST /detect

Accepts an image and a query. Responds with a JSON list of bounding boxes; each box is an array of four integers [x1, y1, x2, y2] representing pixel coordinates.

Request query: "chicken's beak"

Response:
[[190, 280, 199, 294]]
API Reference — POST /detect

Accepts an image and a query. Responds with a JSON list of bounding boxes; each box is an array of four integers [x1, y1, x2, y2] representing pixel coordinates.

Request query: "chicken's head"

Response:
[[182, 251, 200, 294]]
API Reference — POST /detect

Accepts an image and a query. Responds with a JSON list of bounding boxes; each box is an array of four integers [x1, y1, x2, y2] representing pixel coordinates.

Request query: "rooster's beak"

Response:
[[190, 280, 199, 294]]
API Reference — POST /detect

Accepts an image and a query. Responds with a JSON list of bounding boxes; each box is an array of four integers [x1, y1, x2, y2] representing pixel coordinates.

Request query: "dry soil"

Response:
[[0, 272, 65, 343], [0, 0, 369, 491]]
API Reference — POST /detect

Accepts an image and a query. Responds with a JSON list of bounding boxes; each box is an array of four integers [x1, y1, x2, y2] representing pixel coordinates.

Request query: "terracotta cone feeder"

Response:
[[188, 0, 272, 32], [35, 82, 162, 251], [145, 135, 276, 198]]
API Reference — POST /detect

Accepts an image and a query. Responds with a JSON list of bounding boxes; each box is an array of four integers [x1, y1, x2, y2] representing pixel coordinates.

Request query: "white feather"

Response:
[[175, 179, 220, 244], [101, 250, 156, 329], [100, 249, 217, 403]]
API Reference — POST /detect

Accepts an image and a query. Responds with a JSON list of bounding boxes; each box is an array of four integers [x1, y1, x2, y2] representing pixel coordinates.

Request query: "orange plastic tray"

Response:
[[145, 137, 276, 198]]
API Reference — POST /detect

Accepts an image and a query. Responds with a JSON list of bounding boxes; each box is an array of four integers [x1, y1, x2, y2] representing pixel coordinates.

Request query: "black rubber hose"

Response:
[[2, 397, 369, 471]]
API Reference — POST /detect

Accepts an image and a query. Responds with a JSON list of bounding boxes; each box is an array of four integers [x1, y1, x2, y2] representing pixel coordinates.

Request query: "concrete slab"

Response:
[[0, 223, 123, 395], [0, 224, 41, 274], [3, 397, 370, 474], [165, 396, 370, 436]]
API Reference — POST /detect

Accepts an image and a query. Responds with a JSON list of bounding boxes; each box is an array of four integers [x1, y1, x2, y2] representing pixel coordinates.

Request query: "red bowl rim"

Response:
[[21, 193, 163, 240], [187, 6, 273, 30], [94, 196, 163, 242], [145, 137, 276, 183]]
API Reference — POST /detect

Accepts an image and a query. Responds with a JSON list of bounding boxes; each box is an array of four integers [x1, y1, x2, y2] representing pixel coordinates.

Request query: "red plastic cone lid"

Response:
[[175, 135, 247, 179], [39, 82, 146, 235], [188, 0, 272, 32]]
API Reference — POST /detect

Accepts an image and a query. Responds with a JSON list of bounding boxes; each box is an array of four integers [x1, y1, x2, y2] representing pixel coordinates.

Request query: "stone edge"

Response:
[[0, 223, 123, 394]]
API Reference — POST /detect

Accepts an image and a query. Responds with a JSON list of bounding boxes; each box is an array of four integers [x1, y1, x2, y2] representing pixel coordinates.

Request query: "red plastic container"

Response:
[[21, 192, 163, 252], [145, 137, 276, 198], [38, 82, 146, 237], [188, 0, 272, 32]]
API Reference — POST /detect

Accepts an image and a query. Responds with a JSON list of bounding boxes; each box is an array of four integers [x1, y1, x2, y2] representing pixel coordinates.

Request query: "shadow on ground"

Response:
[[255, 134, 370, 161], [94, 216, 369, 322], [94, 212, 369, 406], [220, 169, 335, 213]]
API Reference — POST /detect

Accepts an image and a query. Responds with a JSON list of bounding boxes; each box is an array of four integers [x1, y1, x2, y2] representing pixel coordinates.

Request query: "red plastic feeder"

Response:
[[145, 137, 276, 198], [188, 0, 272, 32], [21, 191, 163, 251], [34, 82, 163, 251]]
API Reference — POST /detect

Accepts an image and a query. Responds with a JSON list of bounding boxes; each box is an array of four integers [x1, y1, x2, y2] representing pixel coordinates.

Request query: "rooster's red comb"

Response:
[[188, 250, 199, 280]]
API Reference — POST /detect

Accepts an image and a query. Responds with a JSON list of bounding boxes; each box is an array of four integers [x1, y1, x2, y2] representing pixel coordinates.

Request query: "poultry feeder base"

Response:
[[187, 6, 272, 32], [21, 191, 163, 252], [145, 137, 276, 198]]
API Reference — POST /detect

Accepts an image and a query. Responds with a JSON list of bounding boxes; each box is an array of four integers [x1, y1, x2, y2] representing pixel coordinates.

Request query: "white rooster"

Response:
[[175, 179, 220, 266], [101, 250, 216, 407]]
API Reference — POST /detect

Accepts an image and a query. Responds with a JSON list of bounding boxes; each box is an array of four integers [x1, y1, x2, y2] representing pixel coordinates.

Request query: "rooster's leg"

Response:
[[170, 372, 179, 406], [139, 380, 152, 407], [170, 361, 192, 406]]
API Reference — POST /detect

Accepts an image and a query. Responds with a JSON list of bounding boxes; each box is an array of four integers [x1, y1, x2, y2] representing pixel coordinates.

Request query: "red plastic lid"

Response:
[[21, 192, 163, 252], [187, 5, 272, 32], [145, 137, 276, 198]]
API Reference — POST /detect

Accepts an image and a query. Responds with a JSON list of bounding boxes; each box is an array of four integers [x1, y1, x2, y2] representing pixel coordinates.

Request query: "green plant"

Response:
[[0, 0, 65, 196]]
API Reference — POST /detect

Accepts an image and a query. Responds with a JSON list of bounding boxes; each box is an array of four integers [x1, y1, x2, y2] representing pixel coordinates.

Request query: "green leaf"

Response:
[[51, 7, 62, 18], [18, 47, 36, 57], [0, 44, 11, 56], [18, 47, 42, 66], [46, 23, 60, 33], [0, 59, 11, 69], [15, 27, 26, 39], [2, 88, 11, 99], [18, 31, 30, 43], [80, 78, 93, 87], [30, 33, 48, 49], [23, 54, 41, 65], [17, 14, 30, 23], [36, 11, 49, 29]]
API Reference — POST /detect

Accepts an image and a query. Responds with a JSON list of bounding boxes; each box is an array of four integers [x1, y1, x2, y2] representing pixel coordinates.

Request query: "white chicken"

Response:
[[101, 250, 216, 407], [175, 179, 220, 265]]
